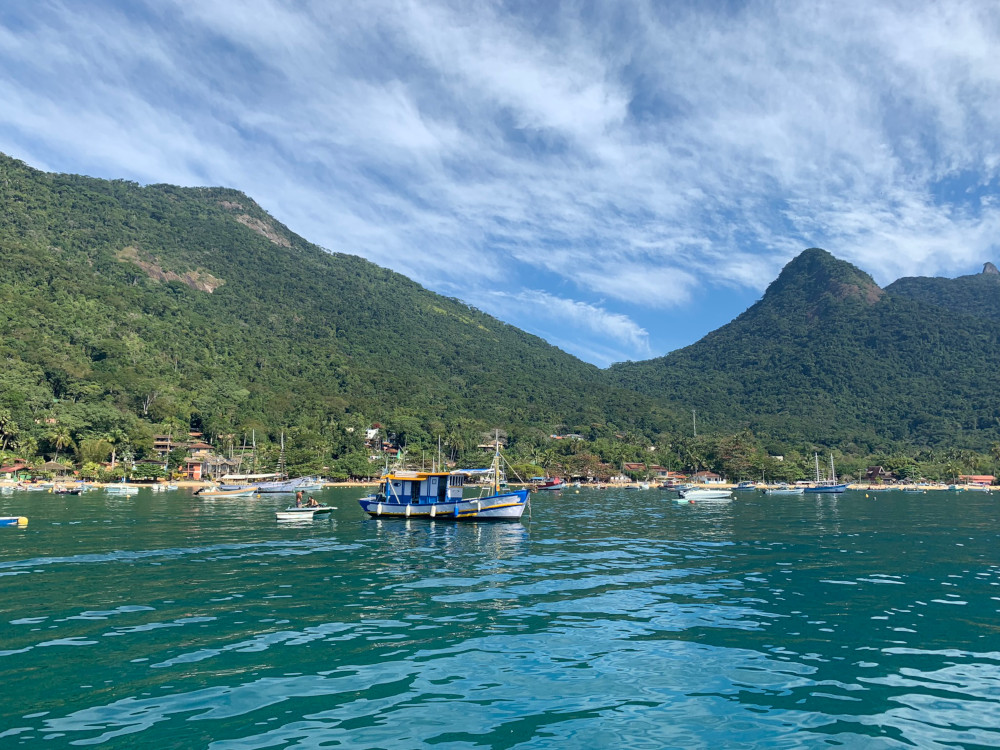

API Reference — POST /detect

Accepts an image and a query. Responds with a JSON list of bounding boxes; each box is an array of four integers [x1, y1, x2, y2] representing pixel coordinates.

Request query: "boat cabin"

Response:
[[379, 470, 466, 505]]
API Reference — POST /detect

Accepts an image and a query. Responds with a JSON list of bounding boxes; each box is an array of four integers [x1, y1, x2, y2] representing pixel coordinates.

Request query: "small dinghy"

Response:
[[1, 516, 28, 527], [275, 505, 335, 521]]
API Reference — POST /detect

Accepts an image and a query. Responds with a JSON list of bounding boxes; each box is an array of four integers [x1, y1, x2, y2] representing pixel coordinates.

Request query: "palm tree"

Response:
[[105, 428, 128, 469], [47, 426, 74, 460]]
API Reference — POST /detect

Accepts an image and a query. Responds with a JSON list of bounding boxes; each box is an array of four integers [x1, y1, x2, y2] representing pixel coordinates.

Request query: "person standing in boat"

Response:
[[295, 491, 303, 507]]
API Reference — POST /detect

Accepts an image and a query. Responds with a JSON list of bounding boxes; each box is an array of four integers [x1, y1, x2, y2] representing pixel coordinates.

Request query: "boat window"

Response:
[[411, 481, 420, 503], [438, 479, 448, 503]]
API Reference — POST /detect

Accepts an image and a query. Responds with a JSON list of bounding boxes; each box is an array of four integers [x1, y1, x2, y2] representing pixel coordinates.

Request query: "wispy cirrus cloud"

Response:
[[1, 1, 1000, 363]]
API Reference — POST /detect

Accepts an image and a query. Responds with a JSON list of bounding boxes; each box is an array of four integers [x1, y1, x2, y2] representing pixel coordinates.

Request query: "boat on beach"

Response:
[[359, 442, 529, 521]]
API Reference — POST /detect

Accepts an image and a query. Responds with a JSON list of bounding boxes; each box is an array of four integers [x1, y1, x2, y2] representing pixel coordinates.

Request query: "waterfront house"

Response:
[[865, 466, 893, 483], [0, 459, 32, 480], [691, 471, 724, 484]]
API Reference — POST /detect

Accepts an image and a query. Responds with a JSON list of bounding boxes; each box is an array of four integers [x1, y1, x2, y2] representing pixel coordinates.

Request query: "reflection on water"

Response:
[[0, 488, 998, 747]]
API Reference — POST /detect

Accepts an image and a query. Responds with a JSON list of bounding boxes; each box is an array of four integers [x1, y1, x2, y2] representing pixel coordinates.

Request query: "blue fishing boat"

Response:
[[359, 443, 529, 521]]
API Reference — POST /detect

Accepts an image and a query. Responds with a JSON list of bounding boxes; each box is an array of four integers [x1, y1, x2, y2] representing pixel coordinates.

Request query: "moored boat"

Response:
[[1, 516, 28, 527], [104, 482, 139, 495], [533, 477, 565, 491], [763, 484, 804, 495], [275, 505, 335, 521], [805, 453, 848, 493], [677, 488, 732, 500], [196, 486, 260, 498], [218, 474, 321, 494], [359, 442, 529, 521]]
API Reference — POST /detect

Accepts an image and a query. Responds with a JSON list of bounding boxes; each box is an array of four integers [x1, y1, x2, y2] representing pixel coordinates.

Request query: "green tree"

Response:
[[0, 409, 19, 452], [47, 426, 75, 460]]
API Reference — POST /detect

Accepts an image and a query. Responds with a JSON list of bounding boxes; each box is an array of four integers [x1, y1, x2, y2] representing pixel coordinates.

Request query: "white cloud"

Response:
[[475, 290, 651, 366], [2, 0, 1000, 362]]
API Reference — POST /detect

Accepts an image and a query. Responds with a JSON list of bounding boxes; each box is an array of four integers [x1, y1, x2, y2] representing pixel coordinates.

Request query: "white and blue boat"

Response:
[[763, 484, 805, 495], [218, 474, 320, 494], [359, 444, 528, 521], [805, 453, 848, 493], [1, 516, 28, 527], [104, 480, 139, 495]]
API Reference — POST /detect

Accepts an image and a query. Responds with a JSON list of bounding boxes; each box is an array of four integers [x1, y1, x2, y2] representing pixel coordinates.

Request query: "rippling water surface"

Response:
[[2, 488, 999, 748]]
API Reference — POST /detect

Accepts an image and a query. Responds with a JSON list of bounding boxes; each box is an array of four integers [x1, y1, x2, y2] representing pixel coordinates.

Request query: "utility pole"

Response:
[[692, 409, 697, 438]]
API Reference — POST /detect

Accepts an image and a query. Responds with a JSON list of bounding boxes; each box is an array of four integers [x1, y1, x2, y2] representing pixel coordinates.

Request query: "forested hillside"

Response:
[[886, 263, 1000, 321], [0, 153, 678, 467], [608, 249, 1000, 451]]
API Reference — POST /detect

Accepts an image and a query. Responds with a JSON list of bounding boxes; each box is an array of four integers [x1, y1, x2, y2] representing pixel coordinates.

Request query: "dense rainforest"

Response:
[[2, 153, 1000, 482], [608, 249, 1000, 455], [0, 153, 679, 478]]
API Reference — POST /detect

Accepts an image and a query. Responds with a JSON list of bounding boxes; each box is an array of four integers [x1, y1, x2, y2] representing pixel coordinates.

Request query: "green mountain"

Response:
[[608, 248, 1000, 451], [0, 153, 676, 460], [886, 263, 1000, 321]]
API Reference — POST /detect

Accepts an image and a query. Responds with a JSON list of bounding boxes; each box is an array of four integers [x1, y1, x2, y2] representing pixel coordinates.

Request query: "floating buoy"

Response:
[[376, 503, 382, 516], [430, 505, 437, 518], [405, 504, 411, 517]]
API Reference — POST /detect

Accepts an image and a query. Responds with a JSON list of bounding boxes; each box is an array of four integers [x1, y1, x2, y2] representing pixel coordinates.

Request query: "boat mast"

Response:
[[493, 430, 501, 495], [815, 452, 821, 483], [830, 454, 836, 484], [278, 432, 286, 478]]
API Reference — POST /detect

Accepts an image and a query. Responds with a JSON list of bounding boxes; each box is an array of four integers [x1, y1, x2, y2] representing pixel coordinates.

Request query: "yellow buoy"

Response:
[[17, 517, 28, 526]]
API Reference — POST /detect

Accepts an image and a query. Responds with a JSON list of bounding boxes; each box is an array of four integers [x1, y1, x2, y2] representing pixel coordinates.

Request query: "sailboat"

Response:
[[807, 453, 848, 493], [218, 432, 322, 493]]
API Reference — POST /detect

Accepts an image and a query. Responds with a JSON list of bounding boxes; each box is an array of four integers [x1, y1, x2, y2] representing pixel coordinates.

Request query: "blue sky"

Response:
[[2, 1, 1000, 366]]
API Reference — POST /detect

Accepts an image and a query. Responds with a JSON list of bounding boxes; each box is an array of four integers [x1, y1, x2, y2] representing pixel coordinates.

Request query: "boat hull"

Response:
[[677, 489, 733, 500], [196, 488, 259, 498], [219, 477, 320, 493], [359, 489, 529, 521], [276, 506, 334, 520], [805, 484, 848, 493]]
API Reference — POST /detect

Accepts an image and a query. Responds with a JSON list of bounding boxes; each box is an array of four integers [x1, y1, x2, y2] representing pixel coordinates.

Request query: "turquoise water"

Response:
[[1, 488, 999, 748]]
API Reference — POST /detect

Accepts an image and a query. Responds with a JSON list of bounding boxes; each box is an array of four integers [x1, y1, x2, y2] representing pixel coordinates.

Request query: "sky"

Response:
[[2, 1, 1000, 367]]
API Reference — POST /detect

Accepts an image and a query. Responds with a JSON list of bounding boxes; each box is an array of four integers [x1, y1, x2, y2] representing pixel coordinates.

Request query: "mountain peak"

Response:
[[983, 262, 999, 275], [762, 248, 884, 314]]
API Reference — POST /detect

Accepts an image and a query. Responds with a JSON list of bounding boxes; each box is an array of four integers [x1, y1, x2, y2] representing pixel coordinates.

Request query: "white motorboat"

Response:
[[677, 488, 732, 500], [275, 505, 335, 521]]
